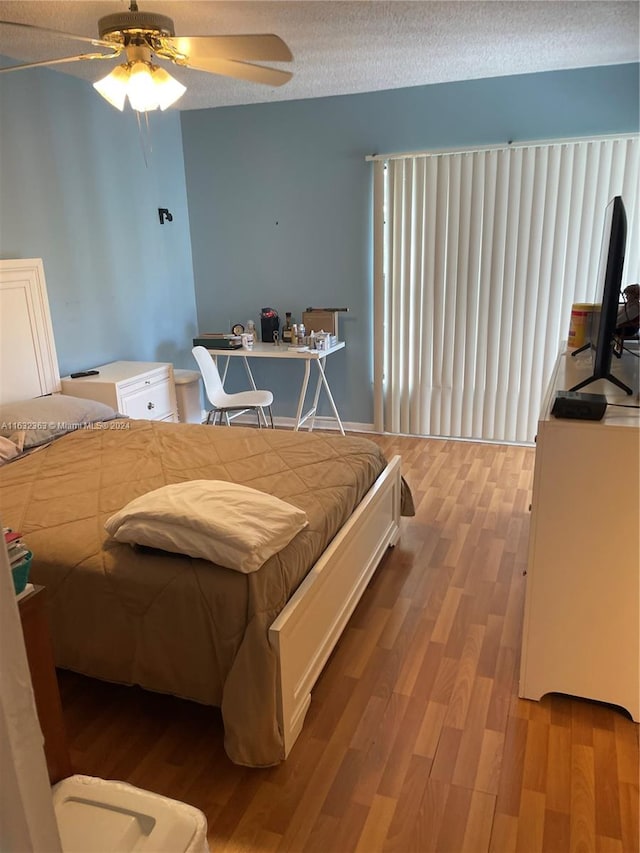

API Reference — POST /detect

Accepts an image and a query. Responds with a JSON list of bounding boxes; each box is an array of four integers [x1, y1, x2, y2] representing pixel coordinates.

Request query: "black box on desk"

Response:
[[261, 314, 279, 343]]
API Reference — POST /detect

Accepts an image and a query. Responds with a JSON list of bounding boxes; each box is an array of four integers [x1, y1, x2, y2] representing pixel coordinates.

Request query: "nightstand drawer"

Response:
[[120, 378, 174, 420], [60, 361, 178, 422], [117, 365, 171, 396]]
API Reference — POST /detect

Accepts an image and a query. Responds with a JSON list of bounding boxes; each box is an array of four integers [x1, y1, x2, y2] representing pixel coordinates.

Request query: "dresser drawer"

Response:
[[120, 377, 175, 420]]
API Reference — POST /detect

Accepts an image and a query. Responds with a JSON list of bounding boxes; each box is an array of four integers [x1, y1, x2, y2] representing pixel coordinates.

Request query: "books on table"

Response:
[[4, 528, 30, 567]]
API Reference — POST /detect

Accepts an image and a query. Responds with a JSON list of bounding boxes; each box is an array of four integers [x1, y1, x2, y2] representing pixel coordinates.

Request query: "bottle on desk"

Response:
[[282, 313, 294, 345]]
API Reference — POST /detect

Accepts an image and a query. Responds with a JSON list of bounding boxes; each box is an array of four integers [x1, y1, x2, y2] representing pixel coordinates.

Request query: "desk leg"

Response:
[[241, 356, 269, 428], [219, 355, 230, 384], [212, 356, 232, 425], [308, 371, 324, 432], [241, 355, 256, 390], [295, 361, 312, 430], [316, 358, 345, 435]]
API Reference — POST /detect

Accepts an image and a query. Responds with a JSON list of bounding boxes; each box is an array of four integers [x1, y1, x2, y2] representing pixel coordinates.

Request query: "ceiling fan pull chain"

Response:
[[136, 110, 153, 169]]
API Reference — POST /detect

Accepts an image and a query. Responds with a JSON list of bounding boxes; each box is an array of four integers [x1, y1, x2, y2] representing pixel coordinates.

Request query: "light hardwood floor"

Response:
[[58, 434, 639, 852]]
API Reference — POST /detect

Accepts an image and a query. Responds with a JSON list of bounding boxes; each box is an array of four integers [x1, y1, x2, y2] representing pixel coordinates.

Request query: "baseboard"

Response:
[[195, 411, 532, 445], [275, 416, 375, 433]]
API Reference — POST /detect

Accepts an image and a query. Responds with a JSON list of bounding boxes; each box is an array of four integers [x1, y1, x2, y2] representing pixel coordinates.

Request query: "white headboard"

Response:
[[0, 259, 61, 404]]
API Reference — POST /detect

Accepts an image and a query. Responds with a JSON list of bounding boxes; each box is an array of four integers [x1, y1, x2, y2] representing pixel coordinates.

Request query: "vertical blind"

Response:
[[373, 136, 640, 443]]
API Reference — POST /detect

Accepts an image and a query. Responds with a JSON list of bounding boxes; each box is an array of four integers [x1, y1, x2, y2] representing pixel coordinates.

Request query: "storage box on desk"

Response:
[[193, 335, 243, 350], [303, 310, 339, 337], [12, 551, 32, 595]]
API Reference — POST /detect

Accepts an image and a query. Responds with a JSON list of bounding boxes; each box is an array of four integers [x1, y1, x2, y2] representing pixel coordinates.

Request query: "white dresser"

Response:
[[519, 347, 639, 720], [61, 361, 178, 423]]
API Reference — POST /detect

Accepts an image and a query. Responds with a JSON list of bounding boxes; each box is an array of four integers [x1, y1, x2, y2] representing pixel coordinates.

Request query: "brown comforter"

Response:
[[0, 420, 402, 766]]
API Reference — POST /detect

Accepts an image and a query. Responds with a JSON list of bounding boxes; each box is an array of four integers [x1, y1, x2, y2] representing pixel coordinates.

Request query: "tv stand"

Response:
[[569, 343, 633, 394], [568, 371, 633, 395], [519, 349, 639, 720], [570, 343, 591, 357]]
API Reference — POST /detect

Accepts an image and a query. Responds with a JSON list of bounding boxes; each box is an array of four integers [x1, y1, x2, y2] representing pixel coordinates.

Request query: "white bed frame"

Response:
[[0, 258, 402, 761], [271, 457, 401, 756]]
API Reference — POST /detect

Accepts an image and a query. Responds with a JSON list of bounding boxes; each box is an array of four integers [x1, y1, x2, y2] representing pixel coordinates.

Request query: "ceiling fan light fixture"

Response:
[[151, 65, 186, 111], [93, 60, 186, 113], [2, 5, 293, 110], [93, 63, 129, 111], [127, 60, 159, 111]]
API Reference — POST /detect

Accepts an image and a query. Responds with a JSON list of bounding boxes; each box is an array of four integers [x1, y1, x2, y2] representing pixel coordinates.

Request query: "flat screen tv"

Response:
[[570, 195, 632, 395]]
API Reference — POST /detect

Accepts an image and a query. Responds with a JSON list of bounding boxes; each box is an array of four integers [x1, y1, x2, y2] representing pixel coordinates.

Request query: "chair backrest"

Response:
[[192, 346, 225, 405]]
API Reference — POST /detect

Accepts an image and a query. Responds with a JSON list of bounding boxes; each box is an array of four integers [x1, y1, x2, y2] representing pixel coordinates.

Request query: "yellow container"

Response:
[[567, 303, 597, 349]]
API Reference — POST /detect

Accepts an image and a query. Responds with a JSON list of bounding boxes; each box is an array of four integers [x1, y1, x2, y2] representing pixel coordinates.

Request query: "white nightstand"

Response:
[[60, 361, 178, 422]]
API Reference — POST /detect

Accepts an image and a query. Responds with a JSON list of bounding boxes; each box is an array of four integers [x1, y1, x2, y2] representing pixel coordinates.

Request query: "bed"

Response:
[[0, 259, 412, 767]]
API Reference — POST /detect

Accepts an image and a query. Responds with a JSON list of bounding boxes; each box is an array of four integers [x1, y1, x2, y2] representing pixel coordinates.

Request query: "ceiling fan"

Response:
[[0, 1, 293, 111]]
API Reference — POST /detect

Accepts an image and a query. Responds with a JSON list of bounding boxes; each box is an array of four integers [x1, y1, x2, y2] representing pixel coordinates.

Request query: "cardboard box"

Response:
[[302, 310, 339, 336]]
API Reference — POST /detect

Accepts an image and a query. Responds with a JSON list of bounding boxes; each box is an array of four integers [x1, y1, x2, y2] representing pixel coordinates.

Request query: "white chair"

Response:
[[192, 346, 274, 428]]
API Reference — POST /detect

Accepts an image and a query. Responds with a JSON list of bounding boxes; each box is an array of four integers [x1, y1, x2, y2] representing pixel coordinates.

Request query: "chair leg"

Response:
[[208, 406, 270, 428]]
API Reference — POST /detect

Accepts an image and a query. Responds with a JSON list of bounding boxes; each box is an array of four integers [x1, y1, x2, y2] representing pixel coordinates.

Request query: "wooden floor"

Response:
[[57, 434, 639, 853]]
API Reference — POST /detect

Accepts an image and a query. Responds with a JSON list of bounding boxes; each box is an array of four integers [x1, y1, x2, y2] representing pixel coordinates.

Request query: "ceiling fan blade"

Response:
[[178, 56, 293, 87], [0, 52, 120, 74], [161, 34, 292, 63], [0, 19, 119, 51]]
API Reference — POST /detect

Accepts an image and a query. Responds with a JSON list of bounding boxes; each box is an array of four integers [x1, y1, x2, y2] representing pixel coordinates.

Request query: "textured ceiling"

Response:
[[0, 1, 638, 111]]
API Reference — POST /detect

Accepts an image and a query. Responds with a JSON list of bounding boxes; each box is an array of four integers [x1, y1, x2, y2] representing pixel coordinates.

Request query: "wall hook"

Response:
[[158, 208, 173, 224]]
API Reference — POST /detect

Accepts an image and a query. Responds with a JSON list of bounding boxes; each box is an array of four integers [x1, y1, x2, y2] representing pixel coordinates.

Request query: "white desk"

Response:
[[207, 341, 346, 434]]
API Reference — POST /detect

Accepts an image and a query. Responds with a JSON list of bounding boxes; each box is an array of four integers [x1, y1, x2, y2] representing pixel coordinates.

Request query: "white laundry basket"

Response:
[[174, 368, 203, 424], [52, 775, 209, 853]]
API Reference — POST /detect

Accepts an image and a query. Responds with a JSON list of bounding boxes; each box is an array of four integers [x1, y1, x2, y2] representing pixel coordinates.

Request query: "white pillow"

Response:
[[104, 480, 308, 573], [0, 394, 118, 448]]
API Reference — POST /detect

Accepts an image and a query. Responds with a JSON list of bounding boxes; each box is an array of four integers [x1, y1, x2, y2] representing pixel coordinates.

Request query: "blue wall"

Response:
[[1, 61, 638, 420], [0, 64, 197, 377], [181, 63, 639, 425]]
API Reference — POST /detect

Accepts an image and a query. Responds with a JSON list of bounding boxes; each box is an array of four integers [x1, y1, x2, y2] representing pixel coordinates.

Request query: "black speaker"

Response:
[[551, 390, 607, 420]]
